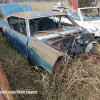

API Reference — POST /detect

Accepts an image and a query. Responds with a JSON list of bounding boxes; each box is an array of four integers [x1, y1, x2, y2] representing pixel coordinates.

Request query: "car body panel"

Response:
[[0, 19, 28, 57], [28, 38, 63, 73], [5, 10, 66, 19], [0, 3, 32, 18], [13, 32, 28, 57]]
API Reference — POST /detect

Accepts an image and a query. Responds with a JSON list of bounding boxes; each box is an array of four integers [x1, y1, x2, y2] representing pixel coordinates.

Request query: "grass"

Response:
[[1, 1, 100, 100], [0, 34, 43, 100], [1, 32, 100, 100]]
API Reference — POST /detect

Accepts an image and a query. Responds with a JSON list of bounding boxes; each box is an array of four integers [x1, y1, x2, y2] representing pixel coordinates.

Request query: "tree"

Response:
[[69, 0, 95, 8]]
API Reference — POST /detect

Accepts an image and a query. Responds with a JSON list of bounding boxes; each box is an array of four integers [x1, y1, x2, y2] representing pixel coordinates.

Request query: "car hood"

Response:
[[36, 27, 83, 42], [86, 20, 100, 26], [0, 3, 32, 18], [83, 20, 100, 35], [32, 27, 94, 54]]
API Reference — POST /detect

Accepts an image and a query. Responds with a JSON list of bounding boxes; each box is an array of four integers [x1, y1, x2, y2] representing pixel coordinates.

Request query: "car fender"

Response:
[[28, 38, 63, 73]]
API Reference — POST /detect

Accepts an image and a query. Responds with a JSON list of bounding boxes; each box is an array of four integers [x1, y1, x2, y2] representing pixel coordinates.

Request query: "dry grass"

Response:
[[0, 34, 43, 100], [40, 43, 100, 100], [19, 1, 70, 11], [1, 33, 100, 100]]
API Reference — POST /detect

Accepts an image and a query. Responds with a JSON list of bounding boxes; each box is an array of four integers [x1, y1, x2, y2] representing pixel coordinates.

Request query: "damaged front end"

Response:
[[27, 14, 95, 73], [45, 29, 95, 54]]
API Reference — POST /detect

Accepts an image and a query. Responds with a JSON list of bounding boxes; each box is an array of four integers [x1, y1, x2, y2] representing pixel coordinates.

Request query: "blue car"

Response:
[[0, 3, 96, 73]]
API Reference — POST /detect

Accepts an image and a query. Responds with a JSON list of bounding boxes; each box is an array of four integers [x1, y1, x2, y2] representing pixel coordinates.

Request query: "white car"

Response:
[[53, 6, 100, 42]]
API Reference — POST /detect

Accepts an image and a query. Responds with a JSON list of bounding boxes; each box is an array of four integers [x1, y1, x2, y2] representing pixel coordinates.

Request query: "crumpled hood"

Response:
[[34, 27, 94, 54], [36, 27, 83, 43], [0, 3, 32, 18]]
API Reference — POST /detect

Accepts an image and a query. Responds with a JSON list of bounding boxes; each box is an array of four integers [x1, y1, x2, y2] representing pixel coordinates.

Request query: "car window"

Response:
[[7, 17, 27, 36], [81, 8, 100, 21], [29, 17, 58, 36]]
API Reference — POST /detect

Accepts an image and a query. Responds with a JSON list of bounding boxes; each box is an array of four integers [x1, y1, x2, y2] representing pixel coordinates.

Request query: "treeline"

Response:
[[69, 0, 95, 7]]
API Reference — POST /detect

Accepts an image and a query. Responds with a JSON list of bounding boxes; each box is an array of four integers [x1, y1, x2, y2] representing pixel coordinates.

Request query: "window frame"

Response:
[[7, 16, 27, 36]]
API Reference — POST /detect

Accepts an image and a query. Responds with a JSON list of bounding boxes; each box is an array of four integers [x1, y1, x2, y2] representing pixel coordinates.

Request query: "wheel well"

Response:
[[0, 27, 4, 35]]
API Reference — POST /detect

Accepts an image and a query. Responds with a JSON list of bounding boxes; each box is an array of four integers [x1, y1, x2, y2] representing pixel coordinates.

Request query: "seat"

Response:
[[44, 18, 54, 30]]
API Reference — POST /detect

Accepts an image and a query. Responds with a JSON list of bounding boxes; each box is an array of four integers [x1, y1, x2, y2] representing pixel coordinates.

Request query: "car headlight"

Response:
[[76, 35, 89, 44]]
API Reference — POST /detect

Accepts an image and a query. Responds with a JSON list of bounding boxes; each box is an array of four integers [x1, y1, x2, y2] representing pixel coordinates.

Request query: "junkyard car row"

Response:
[[0, 3, 97, 73]]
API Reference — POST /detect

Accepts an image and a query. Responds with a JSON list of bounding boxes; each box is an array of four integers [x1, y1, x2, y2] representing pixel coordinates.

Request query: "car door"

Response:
[[7, 17, 28, 57]]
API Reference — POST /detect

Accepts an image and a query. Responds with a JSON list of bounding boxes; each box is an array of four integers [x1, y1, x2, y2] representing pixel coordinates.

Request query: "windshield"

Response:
[[66, 8, 80, 20], [80, 8, 100, 21], [29, 15, 78, 37]]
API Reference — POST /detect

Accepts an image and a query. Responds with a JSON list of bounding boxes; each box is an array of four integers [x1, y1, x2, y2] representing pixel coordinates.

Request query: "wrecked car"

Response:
[[0, 3, 96, 73], [53, 6, 100, 42]]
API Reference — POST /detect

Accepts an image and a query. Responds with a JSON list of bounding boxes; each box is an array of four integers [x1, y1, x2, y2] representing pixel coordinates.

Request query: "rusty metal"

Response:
[[28, 38, 63, 73], [0, 64, 14, 100], [8, 11, 65, 19], [46, 43, 62, 52], [44, 30, 80, 41], [33, 29, 63, 37]]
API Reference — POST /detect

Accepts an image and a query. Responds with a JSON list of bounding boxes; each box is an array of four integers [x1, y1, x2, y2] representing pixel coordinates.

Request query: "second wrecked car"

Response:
[[53, 5, 100, 42], [0, 3, 96, 73]]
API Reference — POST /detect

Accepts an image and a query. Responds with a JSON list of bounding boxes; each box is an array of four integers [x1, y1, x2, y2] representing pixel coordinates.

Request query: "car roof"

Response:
[[7, 11, 66, 19]]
